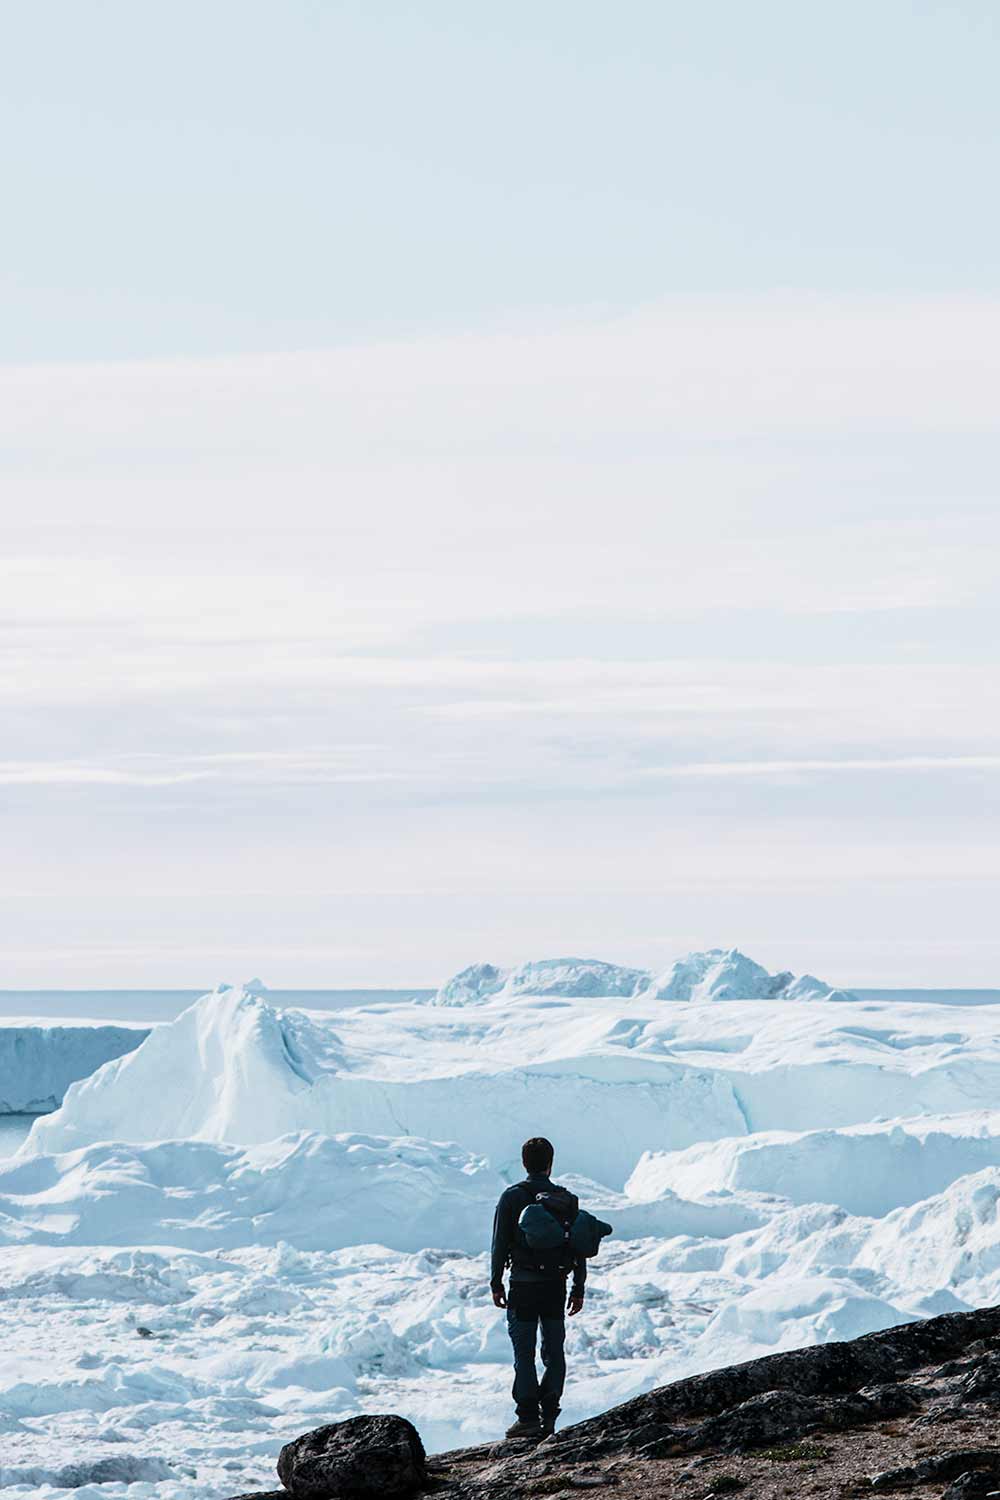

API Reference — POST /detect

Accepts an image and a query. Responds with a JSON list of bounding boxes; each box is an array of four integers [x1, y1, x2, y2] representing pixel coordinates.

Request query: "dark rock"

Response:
[[277, 1413, 427, 1499], [688, 1390, 821, 1452], [940, 1473, 1000, 1500], [666, 1380, 925, 1456], [855, 1381, 924, 1416], [870, 1449, 1000, 1490], [955, 1354, 1000, 1403], [915, 1404, 966, 1426]]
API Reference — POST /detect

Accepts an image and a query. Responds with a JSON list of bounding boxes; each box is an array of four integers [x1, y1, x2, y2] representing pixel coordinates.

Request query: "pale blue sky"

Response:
[[1, 5, 998, 988], [2, 1, 998, 359]]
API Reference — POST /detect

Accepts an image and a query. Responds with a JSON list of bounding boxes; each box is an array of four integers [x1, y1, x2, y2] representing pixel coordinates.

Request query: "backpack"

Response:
[[513, 1183, 613, 1274]]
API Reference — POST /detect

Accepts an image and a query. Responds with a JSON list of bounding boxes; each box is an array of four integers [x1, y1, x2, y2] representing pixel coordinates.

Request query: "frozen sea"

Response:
[[5, 957, 1000, 1499]]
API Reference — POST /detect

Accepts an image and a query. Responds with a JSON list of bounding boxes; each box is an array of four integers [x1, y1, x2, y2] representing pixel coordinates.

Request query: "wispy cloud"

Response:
[[0, 755, 412, 788], [640, 755, 1000, 779], [0, 764, 210, 787]]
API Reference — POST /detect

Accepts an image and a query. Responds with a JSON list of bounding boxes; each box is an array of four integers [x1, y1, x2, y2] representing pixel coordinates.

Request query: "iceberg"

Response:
[[434, 962, 507, 1006], [22, 984, 345, 1158], [434, 956, 649, 1003], [641, 948, 855, 1003], [502, 956, 650, 998], [434, 949, 855, 1006]]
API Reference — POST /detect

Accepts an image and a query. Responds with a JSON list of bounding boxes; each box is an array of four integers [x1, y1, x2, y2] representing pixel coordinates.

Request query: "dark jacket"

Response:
[[490, 1171, 586, 1298]]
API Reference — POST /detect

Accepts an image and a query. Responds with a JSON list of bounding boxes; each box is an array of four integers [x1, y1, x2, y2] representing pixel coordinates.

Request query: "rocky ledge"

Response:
[[227, 1303, 1000, 1500]]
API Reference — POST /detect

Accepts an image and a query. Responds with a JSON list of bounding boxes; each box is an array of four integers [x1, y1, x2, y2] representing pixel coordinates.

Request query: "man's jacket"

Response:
[[490, 1171, 586, 1298]]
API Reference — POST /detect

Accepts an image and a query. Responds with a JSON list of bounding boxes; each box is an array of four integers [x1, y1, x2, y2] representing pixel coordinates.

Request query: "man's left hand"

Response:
[[567, 1292, 584, 1316]]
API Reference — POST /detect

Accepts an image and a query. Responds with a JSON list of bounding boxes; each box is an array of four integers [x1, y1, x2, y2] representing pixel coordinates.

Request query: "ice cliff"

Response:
[[0, 1020, 148, 1114]]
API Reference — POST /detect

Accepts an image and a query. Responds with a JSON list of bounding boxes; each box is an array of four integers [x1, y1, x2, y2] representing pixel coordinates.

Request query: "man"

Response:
[[490, 1136, 585, 1439]]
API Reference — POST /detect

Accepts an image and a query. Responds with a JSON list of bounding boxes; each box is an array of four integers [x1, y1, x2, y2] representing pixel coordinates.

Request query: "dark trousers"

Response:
[[506, 1283, 567, 1419]]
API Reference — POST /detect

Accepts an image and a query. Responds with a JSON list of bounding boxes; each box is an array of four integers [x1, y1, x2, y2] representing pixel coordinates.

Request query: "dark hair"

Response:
[[522, 1137, 554, 1174]]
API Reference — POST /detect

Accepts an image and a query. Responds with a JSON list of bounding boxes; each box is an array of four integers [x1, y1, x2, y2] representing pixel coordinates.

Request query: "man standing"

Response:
[[490, 1136, 585, 1439]]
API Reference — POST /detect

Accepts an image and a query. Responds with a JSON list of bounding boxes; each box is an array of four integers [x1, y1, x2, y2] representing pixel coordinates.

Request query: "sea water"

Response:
[[0, 989, 435, 1023], [0, 1114, 37, 1156]]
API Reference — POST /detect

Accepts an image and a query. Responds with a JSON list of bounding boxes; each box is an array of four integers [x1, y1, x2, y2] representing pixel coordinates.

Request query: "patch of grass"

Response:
[[705, 1478, 747, 1496], [758, 1442, 831, 1463]]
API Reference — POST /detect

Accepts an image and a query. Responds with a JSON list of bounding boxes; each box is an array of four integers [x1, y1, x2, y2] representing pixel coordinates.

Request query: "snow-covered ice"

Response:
[[626, 1113, 1000, 1218], [0, 1134, 502, 1253], [5, 952, 1000, 1498]]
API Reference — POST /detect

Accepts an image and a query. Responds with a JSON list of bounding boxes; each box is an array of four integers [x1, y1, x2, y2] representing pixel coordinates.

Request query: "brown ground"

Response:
[[435, 1419, 1000, 1499], [432, 1351, 1000, 1499]]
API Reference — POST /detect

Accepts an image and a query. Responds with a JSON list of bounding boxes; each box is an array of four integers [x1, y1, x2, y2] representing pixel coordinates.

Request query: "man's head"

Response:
[[522, 1136, 554, 1175]]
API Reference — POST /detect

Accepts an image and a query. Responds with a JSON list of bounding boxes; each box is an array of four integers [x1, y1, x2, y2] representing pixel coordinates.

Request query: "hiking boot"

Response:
[[540, 1405, 559, 1437], [505, 1416, 543, 1439]]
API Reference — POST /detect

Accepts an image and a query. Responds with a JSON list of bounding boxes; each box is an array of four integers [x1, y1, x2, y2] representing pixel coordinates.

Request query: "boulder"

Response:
[[277, 1414, 427, 1499]]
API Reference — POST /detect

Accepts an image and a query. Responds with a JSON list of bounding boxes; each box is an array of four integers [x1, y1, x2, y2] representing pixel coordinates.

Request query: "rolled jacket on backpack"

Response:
[[518, 1201, 570, 1251], [516, 1193, 613, 1261], [570, 1208, 613, 1257]]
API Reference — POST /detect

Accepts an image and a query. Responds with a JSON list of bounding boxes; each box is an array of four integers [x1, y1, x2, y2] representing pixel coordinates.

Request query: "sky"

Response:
[[1, 2, 998, 988]]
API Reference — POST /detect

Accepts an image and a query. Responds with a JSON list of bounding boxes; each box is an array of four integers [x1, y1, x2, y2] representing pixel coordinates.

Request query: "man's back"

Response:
[[492, 1138, 585, 1439], [491, 1173, 587, 1291]]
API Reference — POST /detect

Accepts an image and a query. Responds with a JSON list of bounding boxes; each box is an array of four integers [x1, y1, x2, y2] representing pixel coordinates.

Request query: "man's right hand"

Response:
[[492, 1287, 507, 1308]]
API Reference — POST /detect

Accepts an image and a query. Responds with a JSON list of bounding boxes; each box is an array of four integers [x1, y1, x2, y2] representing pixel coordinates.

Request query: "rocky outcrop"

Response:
[[226, 1305, 1000, 1500], [546, 1304, 1000, 1460]]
